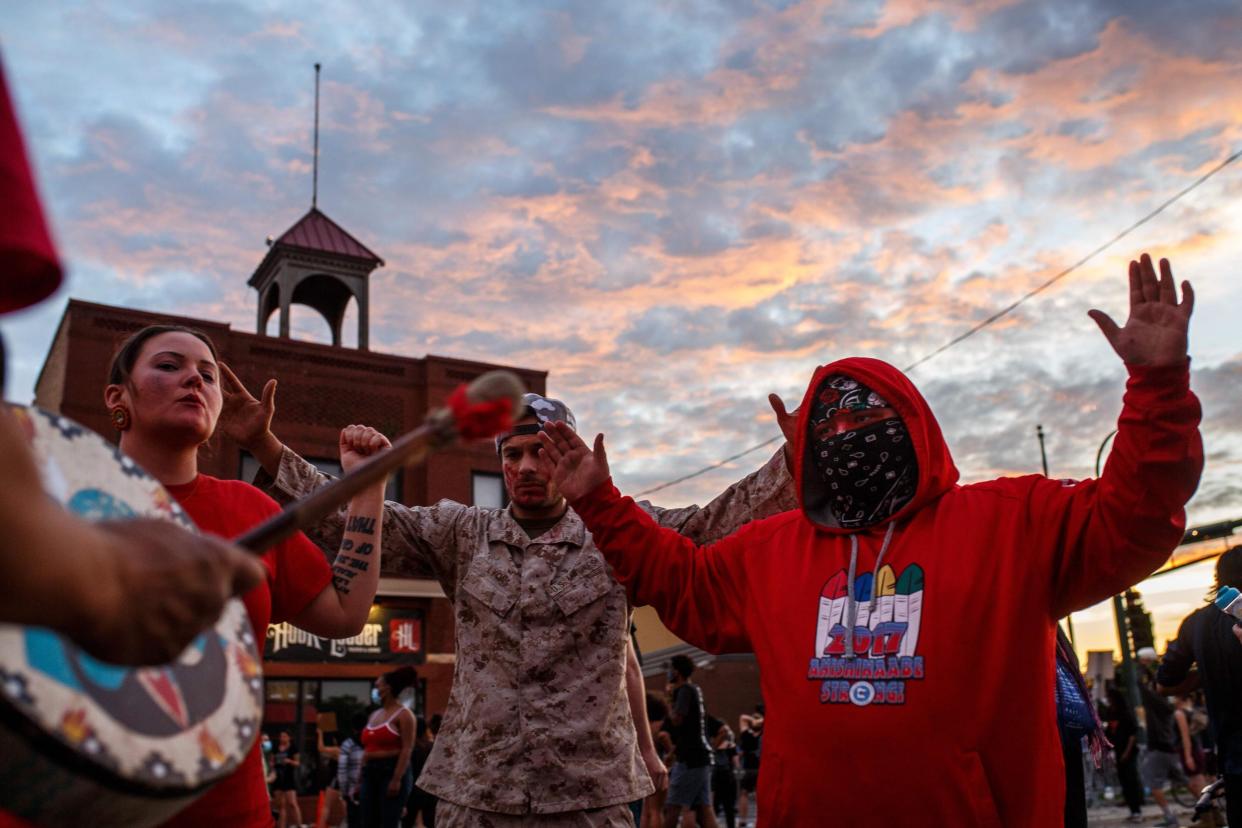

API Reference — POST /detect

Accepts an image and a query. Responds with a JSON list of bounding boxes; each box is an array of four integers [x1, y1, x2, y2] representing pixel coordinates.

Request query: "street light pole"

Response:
[[1036, 424, 1049, 476], [1038, 425, 1078, 649], [1097, 429, 1141, 715]]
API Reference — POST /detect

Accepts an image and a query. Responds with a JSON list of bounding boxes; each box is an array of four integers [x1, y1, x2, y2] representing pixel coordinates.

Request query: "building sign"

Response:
[[265, 606, 424, 663]]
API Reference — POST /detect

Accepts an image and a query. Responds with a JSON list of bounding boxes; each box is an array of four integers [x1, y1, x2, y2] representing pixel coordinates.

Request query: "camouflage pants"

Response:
[[436, 801, 635, 827]]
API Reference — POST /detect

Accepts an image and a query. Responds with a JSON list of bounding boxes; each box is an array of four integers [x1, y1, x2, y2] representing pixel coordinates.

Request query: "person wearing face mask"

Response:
[[361, 667, 418, 828], [538, 254, 1203, 827]]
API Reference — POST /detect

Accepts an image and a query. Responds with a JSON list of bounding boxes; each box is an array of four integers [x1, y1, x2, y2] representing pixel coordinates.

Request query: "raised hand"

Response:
[[1088, 253, 1193, 367], [537, 420, 610, 502], [218, 362, 278, 449], [340, 424, 391, 474], [769, 392, 800, 470], [768, 393, 800, 443]]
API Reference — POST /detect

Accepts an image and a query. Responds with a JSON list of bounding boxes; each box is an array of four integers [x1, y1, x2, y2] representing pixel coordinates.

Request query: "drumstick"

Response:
[[233, 370, 525, 554]]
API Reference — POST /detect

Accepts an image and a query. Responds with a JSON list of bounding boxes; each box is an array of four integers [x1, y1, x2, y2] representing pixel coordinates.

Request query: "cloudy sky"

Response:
[[3, 1, 1241, 655]]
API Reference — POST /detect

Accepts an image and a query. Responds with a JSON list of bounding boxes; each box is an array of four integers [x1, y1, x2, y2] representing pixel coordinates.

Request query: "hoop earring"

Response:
[[109, 406, 131, 431]]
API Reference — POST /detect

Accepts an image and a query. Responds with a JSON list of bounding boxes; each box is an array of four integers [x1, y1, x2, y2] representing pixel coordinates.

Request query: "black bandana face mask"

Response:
[[809, 374, 918, 529]]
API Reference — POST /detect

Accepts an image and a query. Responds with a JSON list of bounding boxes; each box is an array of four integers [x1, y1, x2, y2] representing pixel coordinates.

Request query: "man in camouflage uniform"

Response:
[[229, 391, 795, 826]]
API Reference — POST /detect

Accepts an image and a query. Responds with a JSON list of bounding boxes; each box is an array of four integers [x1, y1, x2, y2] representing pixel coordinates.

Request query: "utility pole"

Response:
[[1038, 424, 1077, 649], [1096, 429, 1142, 722], [1036, 423, 1049, 476]]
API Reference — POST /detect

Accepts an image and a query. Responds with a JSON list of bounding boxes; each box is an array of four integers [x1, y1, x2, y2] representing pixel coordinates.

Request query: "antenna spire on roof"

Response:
[[312, 62, 321, 209]]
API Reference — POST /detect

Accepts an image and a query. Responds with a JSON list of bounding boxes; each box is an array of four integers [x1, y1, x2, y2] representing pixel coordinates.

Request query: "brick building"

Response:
[[32, 206, 546, 794]]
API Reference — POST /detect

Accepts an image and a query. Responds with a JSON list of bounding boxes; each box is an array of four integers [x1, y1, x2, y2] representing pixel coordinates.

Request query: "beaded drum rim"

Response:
[[0, 406, 264, 797]]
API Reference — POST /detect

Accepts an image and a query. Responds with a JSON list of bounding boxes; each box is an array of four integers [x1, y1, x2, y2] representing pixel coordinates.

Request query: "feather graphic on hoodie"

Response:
[[852, 572, 875, 640], [896, 564, 925, 657], [868, 564, 897, 655], [816, 570, 848, 657], [872, 565, 896, 625]]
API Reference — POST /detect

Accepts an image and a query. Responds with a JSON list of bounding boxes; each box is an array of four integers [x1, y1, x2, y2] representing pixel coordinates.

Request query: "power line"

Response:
[[634, 148, 1241, 497], [902, 148, 1241, 373], [636, 435, 784, 498]]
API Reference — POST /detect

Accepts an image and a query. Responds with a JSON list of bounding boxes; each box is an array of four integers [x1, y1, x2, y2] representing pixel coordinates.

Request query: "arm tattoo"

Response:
[[333, 512, 378, 594], [346, 516, 376, 534], [332, 564, 360, 594]]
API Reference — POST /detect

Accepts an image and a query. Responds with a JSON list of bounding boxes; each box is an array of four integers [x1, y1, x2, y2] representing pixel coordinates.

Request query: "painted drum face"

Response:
[[0, 406, 263, 826]]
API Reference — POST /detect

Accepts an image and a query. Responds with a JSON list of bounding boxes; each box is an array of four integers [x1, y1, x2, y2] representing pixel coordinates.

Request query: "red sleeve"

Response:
[[1034, 362, 1203, 616], [268, 527, 334, 624], [217, 480, 337, 625], [573, 480, 754, 654]]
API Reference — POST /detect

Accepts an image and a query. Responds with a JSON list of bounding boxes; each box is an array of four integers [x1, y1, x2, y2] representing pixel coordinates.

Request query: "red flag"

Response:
[[0, 59, 62, 314]]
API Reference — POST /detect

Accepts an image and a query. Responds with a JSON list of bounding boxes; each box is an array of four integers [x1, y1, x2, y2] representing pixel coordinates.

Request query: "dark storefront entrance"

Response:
[[261, 602, 427, 800]]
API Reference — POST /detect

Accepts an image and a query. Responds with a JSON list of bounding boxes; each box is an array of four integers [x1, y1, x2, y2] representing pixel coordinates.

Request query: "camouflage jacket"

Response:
[[263, 447, 794, 814]]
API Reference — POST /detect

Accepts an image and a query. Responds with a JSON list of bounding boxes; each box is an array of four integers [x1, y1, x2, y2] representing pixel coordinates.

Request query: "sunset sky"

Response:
[[3, 1, 1240, 659]]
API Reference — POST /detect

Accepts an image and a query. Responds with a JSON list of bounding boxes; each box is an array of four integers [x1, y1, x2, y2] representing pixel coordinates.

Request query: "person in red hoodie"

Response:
[[538, 253, 1202, 828]]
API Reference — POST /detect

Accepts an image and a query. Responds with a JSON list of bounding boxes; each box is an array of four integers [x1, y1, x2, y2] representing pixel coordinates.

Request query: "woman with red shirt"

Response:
[[361, 666, 417, 828], [103, 324, 390, 827]]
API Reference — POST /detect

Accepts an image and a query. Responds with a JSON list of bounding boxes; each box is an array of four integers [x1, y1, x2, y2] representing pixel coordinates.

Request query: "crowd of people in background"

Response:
[[1095, 671, 1216, 827], [253, 659, 763, 828], [236, 604, 1242, 828], [257, 674, 442, 828], [634, 655, 764, 828], [1065, 546, 1242, 828]]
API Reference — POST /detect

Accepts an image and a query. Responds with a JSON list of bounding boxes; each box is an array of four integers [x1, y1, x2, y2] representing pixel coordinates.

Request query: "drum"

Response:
[[0, 406, 264, 827]]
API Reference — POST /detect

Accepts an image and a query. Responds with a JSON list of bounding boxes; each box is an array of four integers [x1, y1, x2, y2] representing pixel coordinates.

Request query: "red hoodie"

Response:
[[573, 357, 1202, 827]]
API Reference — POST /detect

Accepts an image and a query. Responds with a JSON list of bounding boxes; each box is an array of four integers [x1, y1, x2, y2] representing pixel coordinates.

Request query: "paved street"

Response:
[[1089, 802, 1225, 826], [712, 801, 1226, 827]]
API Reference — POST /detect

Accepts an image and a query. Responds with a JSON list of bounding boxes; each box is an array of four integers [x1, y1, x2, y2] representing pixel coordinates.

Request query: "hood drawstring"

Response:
[[844, 535, 859, 659], [842, 522, 897, 659]]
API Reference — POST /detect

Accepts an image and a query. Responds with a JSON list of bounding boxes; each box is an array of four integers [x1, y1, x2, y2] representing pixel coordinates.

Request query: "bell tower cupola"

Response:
[[248, 208, 383, 349], [247, 63, 384, 349]]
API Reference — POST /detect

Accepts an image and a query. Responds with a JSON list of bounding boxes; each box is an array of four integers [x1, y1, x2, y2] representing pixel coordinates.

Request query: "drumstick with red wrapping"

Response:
[[234, 369, 524, 554]]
